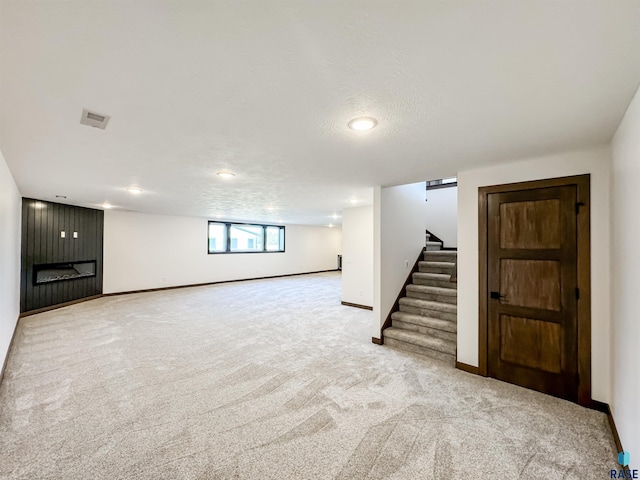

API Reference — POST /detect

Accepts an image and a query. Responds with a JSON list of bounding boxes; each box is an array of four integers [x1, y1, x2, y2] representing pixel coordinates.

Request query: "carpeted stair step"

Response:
[[425, 241, 442, 251], [423, 250, 457, 262], [406, 284, 457, 304], [412, 272, 457, 289], [383, 327, 456, 365], [391, 311, 456, 341], [391, 311, 457, 333], [419, 261, 455, 275], [399, 297, 457, 321]]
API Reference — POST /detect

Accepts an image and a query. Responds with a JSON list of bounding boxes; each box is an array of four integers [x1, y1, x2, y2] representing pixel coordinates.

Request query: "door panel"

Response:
[[487, 185, 578, 401], [499, 199, 562, 249], [500, 315, 562, 373], [500, 259, 561, 311]]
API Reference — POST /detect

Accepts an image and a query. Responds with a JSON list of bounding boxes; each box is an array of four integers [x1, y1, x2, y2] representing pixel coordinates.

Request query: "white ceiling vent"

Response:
[[80, 108, 110, 129]]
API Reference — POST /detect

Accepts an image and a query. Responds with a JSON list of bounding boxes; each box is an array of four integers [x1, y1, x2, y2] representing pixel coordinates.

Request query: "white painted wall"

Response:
[[103, 210, 341, 293], [611, 85, 640, 468], [0, 150, 21, 372], [457, 146, 611, 403], [425, 186, 457, 248], [373, 182, 427, 339], [341, 206, 373, 307]]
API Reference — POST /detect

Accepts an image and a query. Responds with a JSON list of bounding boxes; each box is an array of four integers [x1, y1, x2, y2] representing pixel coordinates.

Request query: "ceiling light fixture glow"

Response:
[[348, 116, 378, 131], [127, 186, 143, 194], [217, 171, 236, 179], [102, 203, 112, 209]]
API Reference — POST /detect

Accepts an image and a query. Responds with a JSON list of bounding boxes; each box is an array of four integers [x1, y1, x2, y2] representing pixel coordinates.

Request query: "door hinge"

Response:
[[575, 202, 585, 214], [575, 287, 580, 300]]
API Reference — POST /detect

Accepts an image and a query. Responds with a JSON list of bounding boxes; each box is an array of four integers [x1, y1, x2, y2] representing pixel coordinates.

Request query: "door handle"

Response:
[[490, 291, 506, 300]]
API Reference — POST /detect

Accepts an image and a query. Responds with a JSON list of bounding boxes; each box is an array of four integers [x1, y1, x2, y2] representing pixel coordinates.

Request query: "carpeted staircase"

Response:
[[383, 243, 457, 365]]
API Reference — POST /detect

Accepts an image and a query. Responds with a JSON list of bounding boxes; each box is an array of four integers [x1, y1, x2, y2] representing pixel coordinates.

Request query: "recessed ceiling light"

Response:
[[127, 186, 143, 194], [55, 195, 67, 199], [217, 171, 236, 179], [332, 213, 340, 219], [329, 223, 334, 228], [102, 203, 112, 209], [349, 198, 359, 204], [348, 117, 378, 131]]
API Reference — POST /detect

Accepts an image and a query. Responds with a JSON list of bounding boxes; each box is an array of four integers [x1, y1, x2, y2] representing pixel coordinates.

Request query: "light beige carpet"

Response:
[[0, 272, 618, 479]]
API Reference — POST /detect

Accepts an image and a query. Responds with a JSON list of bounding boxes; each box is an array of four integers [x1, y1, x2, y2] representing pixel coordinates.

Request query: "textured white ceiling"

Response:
[[2, 0, 640, 225]]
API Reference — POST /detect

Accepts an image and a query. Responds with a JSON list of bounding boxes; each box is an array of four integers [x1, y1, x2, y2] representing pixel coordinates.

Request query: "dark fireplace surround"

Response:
[[21, 198, 104, 313]]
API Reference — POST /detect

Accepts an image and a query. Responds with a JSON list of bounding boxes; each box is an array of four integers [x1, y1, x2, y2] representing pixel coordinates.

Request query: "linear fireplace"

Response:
[[33, 261, 97, 285]]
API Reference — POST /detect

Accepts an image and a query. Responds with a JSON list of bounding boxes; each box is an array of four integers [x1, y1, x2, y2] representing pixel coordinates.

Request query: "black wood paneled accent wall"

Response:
[[21, 198, 104, 313]]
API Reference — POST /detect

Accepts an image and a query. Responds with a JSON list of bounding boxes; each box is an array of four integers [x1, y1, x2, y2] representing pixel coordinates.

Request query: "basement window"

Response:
[[208, 222, 285, 254], [426, 177, 457, 189]]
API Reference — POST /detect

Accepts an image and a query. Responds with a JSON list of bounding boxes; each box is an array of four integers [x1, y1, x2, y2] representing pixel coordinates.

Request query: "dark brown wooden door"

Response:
[[487, 185, 578, 401]]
